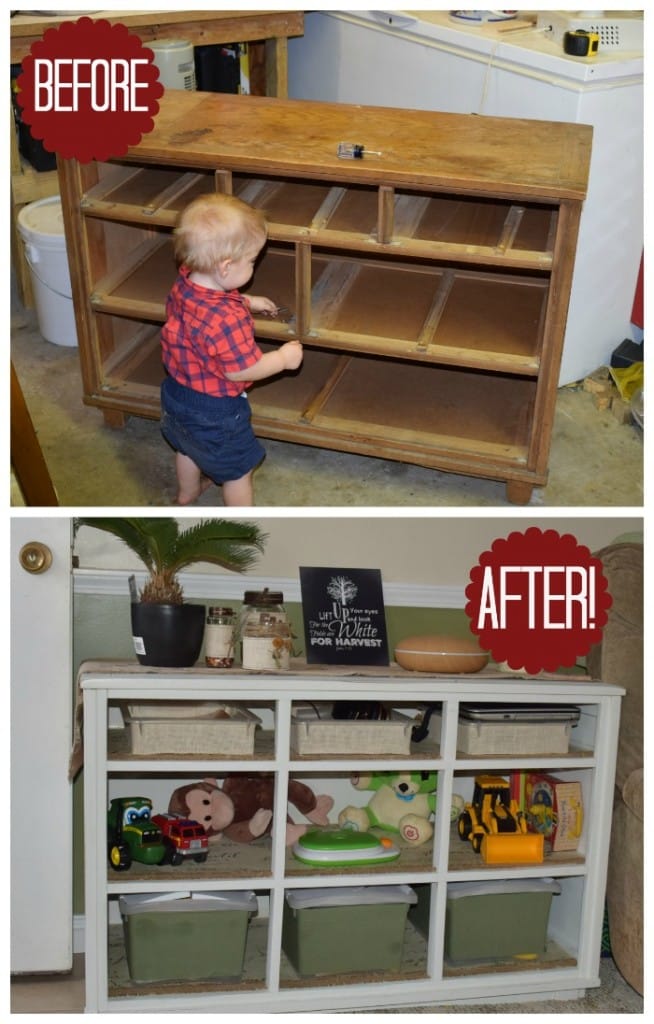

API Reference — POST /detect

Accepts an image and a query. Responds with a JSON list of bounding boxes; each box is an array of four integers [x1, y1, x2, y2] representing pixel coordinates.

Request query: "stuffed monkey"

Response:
[[167, 779, 235, 843], [222, 774, 334, 845]]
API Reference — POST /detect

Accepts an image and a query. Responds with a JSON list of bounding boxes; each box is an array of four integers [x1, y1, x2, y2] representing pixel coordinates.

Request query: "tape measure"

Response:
[[563, 30, 600, 58]]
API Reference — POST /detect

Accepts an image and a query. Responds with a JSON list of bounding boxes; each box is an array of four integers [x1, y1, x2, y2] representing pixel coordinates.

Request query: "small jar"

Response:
[[205, 606, 235, 668], [241, 589, 292, 671]]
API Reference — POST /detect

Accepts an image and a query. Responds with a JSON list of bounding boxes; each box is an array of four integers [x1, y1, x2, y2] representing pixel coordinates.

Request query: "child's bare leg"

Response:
[[222, 471, 254, 507], [175, 452, 212, 505]]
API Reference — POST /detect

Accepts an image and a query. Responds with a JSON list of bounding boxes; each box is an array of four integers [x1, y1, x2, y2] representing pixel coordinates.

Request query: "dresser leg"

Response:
[[102, 409, 128, 429], [506, 480, 534, 505]]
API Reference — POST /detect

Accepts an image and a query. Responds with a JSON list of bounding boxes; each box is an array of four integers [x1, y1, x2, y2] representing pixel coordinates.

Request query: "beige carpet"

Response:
[[12, 949, 641, 1013], [358, 956, 642, 1013]]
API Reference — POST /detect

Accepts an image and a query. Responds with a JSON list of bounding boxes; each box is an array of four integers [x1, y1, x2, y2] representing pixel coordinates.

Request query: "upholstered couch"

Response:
[[586, 542, 643, 995]]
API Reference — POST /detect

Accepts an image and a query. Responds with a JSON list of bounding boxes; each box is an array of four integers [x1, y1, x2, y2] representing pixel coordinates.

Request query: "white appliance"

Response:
[[536, 11, 644, 50], [288, 11, 643, 386]]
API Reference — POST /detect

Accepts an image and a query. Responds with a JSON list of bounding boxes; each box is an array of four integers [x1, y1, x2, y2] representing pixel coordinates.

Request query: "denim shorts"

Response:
[[160, 376, 265, 484]]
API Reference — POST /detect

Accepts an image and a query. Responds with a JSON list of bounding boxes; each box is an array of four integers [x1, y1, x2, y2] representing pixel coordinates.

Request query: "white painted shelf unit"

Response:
[[80, 662, 623, 1013]]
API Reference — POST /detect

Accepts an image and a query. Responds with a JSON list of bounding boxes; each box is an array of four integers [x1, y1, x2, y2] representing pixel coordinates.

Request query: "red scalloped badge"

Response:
[[16, 17, 164, 163], [465, 527, 612, 674]]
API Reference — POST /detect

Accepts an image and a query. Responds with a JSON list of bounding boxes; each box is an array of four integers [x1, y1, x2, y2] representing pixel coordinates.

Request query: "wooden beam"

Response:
[[11, 363, 59, 506]]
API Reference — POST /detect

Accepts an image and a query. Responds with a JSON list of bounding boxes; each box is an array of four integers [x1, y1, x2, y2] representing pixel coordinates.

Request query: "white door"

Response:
[[11, 517, 73, 973]]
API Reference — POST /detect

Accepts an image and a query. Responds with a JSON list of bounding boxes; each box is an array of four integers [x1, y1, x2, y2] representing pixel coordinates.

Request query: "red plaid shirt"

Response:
[[161, 265, 262, 397]]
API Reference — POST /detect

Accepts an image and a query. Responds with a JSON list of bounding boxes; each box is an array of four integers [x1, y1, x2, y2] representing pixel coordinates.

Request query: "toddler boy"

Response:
[[161, 192, 302, 505]]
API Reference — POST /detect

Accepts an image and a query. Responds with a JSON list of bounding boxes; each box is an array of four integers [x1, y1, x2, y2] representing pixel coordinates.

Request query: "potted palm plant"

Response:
[[74, 517, 267, 667]]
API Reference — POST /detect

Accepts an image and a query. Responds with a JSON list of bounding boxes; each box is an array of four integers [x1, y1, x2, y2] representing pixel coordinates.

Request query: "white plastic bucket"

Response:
[[17, 195, 78, 347], [150, 39, 196, 90]]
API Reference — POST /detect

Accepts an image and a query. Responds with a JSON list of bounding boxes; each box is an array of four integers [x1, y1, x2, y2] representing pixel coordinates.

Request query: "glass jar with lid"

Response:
[[240, 588, 292, 671], [205, 606, 236, 667]]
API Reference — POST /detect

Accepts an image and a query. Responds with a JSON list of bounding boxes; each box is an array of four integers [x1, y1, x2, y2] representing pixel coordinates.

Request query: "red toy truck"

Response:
[[152, 813, 209, 865]]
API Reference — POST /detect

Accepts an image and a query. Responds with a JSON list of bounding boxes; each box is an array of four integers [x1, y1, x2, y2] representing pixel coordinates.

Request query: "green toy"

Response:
[[338, 771, 437, 847], [292, 827, 400, 867], [107, 796, 167, 870]]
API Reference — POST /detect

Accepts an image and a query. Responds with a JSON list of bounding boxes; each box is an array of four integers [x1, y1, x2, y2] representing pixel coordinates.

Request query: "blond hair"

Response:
[[174, 193, 267, 272]]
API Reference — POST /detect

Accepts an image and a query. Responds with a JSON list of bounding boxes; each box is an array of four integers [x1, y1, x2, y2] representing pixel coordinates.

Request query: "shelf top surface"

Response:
[[118, 91, 592, 201], [78, 659, 624, 698]]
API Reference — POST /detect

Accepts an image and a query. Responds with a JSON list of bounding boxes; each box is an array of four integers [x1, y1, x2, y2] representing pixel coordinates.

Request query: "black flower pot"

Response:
[[130, 603, 205, 667]]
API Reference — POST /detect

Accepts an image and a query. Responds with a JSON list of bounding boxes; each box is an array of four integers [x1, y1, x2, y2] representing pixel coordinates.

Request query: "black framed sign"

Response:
[[299, 567, 390, 665]]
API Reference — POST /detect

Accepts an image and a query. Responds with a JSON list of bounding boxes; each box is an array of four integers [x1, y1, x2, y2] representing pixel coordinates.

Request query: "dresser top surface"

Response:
[[120, 91, 592, 201], [78, 659, 623, 699]]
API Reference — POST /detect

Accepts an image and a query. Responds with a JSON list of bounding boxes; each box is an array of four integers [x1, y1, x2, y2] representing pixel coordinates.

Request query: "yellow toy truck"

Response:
[[457, 775, 544, 865]]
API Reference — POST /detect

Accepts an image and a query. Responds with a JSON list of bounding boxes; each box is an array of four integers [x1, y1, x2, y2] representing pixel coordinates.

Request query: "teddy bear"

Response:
[[169, 775, 334, 846], [338, 770, 437, 846]]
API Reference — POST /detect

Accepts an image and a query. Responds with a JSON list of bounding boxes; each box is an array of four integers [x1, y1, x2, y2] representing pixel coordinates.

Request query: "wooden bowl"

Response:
[[394, 634, 489, 673]]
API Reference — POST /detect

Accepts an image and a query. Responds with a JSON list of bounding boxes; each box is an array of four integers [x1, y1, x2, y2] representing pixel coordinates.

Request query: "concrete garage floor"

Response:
[[11, 292, 643, 508]]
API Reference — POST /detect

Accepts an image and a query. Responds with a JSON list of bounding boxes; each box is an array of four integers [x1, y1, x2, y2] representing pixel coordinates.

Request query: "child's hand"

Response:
[[281, 340, 303, 370], [248, 295, 279, 315]]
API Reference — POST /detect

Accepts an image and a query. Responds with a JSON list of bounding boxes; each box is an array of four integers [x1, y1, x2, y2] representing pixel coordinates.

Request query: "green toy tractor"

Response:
[[107, 797, 167, 871]]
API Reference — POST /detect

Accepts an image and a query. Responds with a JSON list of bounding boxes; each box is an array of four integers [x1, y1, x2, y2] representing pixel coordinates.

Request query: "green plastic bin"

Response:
[[119, 890, 257, 982], [408, 882, 431, 938], [445, 878, 561, 961], [282, 885, 417, 976]]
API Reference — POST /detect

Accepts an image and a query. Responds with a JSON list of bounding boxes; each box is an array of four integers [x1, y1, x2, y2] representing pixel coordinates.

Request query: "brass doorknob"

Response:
[[19, 541, 53, 574]]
